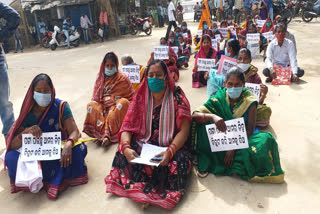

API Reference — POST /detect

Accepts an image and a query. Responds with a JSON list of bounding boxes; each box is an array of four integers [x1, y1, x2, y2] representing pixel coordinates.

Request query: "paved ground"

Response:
[[0, 19, 319, 214]]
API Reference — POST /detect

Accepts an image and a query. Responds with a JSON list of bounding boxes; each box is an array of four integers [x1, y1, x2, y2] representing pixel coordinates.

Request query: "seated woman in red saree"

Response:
[[105, 60, 192, 211], [83, 52, 134, 147], [5, 74, 88, 199], [193, 34, 218, 88]]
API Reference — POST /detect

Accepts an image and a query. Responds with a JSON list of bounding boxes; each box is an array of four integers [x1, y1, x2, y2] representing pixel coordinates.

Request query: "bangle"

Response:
[[67, 138, 76, 146], [119, 141, 131, 154]]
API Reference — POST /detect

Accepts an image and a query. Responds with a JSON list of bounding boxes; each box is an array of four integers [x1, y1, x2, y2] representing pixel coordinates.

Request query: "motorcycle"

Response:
[[128, 15, 152, 36], [49, 26, 80, 51], [41, 30, 53, 48], [301, 0, 320, 22], [273, 0, 293, 23]]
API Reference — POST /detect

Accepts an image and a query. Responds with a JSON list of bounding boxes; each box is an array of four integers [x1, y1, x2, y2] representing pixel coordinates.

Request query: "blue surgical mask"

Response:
[[225, 48, 230, 57], [105, 67, 117, 76], [148, 78, 165, 93], [160, 44, 167, 46], [129, 62, 135, 66], [204, 24, 209, 30], [213, 28, 218, 32], [227, 20, 232, 24], [182, 26, 187, 31], [33, 91, 51, 107], [169, 38, 175, 43], [266, 23, 271, 27], [227, 87, 243, 99], [178, 33, 183, 37]]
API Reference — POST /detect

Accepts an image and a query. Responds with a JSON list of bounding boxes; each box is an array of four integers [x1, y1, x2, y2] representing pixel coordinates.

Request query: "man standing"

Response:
[[244, 0, 254, 16], [37, 17, 46, 39], [63, 16, 72, 49], [194, 2, 201, 22], [80, 12, 92, 44], [14, 28, 23, 53], [99, 8, 109, 42], [0, 2, 20, 139], [157, 4, 164, 28], [165, 0, 177, 39]]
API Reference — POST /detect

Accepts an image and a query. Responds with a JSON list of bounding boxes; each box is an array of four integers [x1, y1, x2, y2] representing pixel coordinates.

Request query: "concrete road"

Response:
[[0, 19, 319, 214]]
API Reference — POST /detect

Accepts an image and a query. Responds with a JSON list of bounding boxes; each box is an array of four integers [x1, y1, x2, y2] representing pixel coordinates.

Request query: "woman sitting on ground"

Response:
[[192, 67, 284, 183], [181, 21, 192, 46], [105, 60, 192, 211], [177, 34, 190, 68], [260, 17, 274, 34], [83, 52, 134, 146], [247, 23, 268, 58], [5, 74, 88, 199]]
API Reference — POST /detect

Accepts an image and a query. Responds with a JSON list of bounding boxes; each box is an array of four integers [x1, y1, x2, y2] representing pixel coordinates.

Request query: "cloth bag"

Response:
[[98, 28, 104, 38], [15, 153, 43, 193]]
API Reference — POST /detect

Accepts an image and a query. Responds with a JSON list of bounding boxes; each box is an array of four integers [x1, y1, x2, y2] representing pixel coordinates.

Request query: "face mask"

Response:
[[266, 23, 271, 27], [213, 28, 218, 32], [160, 44, 167, 46], [227, 20, 232, 24], [225, 48, 230, 57], [275, 33, 286, 43], [227, 87, 243, 99], [180, 42, 185, 46], [148, 78, 165, 93], [105, 67, 117, 76], [204, 24, 208, 30], [182, 26, 187, 31], [129, 62, 135, 66], [169, 38, 175, 43], [33, 91, 51, 107], [237, 63, 251, 72], [255, 19, 258, 23], [178, 33, 183, 37]]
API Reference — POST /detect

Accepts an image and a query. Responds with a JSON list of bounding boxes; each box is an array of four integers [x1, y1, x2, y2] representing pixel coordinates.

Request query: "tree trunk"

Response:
[[100, 0, 120, 37]]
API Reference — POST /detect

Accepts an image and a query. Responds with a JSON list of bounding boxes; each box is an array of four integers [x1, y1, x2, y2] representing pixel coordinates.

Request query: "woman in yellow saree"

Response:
[[198, 0, 211, 30]]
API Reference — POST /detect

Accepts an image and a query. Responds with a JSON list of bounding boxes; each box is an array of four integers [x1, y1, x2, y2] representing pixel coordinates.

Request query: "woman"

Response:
[[5, 74, 88, 198], [259, 0, 269, 20], [260, 17, 274, 34], [83, 52, 134, 146], [247, 23, 268, 58], [192, 68, 284, 183], [198, 0, 211, 30], [193, 34, 218, 88], [168, 31, 178, 47], [237, 48, 272, 127], [177, 34, 190, 68], [105, 60, 192, 210], [239, 19, 254, 36], [181, 21, 192, 46], [211, 22, 224, 43]]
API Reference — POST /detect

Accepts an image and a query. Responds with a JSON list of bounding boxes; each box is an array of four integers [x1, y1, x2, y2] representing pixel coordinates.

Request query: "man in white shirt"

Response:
[[80, 12, 92, 44], [263, 24, 304, 83], [165, 0, 177, 39]]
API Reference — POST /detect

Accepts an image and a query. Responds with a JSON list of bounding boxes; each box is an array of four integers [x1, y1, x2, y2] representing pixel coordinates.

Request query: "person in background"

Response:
[[244, 0, 255, 16], [269, 0, 274, 21], [99, 8, 109, 42], [0, 2, 20, 140], [259, 0, 269, 20], [199, 0, 212, 29], [234, 0, 244, 23], [194, 2, 201, 22], [263, 24, 303, 82], [63, 16, 72, 49], [157, 4, 164, 28], [80, 12, 92, 44], [260, 16, 274, 33], [37, 17, 46, 39], [209, 0, 216, 19], [14, 28, 23, 53], [165, 0, 177, 39]]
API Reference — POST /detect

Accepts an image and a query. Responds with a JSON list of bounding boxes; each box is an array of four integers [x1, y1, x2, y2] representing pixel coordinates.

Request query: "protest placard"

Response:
[[219, 28, 229, 38], [272, 64, 292, 85], [212, 39, 218, 50], [247, 43, 260, 59], [183, 33, 188, 38], [197, 58, 216, 72], [171, 46, 179, 57], [217, 55, 237, 76], [256, 20, 266, 28], [130, 144, 168, 167], [122, 65, 140, 83], [245, 83, 260, 101], [197, 30, 203, 37], [246, 33, 260, 44], [215, 34, 222, 41], [21, 132, 62, 161], [262, 31, 274, 41], [154, 46, 169, 60], [205, 118, 249, 152], [229, 26, 237, 39]]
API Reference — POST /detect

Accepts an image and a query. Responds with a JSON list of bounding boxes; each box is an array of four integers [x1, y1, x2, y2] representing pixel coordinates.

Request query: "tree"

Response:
[[99, 0, 120, 37]]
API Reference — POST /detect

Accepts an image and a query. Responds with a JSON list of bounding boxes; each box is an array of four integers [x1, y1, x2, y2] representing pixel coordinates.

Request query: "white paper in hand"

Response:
[[130, 144, 167, 167]]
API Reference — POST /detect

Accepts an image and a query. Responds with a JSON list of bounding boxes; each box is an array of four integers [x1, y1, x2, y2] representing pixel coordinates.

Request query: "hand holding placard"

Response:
[[245, 83, 260, 101], [122, 65, 141, 83]]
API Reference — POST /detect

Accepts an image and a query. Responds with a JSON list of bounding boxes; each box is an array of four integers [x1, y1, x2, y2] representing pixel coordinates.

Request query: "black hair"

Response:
[[175, 27, 181, 31], [32, 73, 53, 91], [239, 48, 252, 60], [160, 37, 167, 42], [226, 67, 245, 83], [146, 60, 168, 76], [248, 23, 258, 33], [227, 39, 241, 56], [279, 17, 288, 24], [203, 20, 208, 25], [103, 52, 118, 66], [274, 23, 285, 33], [202, 35, 214, 58]]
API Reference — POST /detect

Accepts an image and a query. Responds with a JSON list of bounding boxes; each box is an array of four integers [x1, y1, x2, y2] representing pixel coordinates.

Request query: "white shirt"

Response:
[[80, 15, 92, 29], [168, 2, 176, 22], [265, 38, 298, 75]]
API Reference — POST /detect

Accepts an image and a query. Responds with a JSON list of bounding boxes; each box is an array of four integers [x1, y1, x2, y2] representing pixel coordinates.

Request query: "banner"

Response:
[[205, 118, 249, 152], [197, 58, 216, 72], [245, 83, 260, 101], [246, 33, 260, 44], [122, 65, 140, 83], [154, 46, 169, 60], [272, 64, 292, 85], [21, 132, 62, 161], [217, 55, 237, 76]]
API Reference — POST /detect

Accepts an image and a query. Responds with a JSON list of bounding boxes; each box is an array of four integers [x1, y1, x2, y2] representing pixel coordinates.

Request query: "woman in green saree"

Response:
[[192, 67, 284, 183]]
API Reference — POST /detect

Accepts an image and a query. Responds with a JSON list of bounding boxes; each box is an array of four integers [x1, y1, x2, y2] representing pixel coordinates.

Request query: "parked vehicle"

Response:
[[49, 26, 80, 51], [41, 30, 53, 48], [301, 0, 320, 22], [273, 0, 293, 23], [127, 15, 152, 36]]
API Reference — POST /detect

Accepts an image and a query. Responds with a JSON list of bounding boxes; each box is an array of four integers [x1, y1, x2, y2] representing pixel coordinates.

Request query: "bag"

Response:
[[272, 64, 292, 85], [98, 28, 104, 38], [15, 153, 43, 193]]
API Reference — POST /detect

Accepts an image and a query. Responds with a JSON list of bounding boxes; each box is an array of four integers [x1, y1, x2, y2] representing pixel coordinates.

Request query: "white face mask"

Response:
[[33, 91, 52, 107], [237, 63, 251, 72]]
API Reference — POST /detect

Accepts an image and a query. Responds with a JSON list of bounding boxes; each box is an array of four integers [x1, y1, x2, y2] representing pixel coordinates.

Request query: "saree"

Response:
[[105, 64, 192, 210], [194, 88, 284, 183], [83, 52, 134, 142], [198, 0, 211, 30], [193, 35, 218, 88], [5, 76, 88, 199]]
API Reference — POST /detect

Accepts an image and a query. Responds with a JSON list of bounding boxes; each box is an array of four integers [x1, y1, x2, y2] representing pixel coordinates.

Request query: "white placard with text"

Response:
[[154, 46, 169, 60], [245, 83, 260, 101], [122, 65, 140, 84], [197, 58, 216, 72]]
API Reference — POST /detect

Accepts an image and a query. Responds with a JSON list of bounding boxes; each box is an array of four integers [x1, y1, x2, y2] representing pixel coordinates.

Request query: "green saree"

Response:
[[194, 88, 284, 183]]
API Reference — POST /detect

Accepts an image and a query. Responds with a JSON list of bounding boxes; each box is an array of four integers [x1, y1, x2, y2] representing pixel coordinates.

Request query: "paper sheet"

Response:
[[130, 144, 167, 167]]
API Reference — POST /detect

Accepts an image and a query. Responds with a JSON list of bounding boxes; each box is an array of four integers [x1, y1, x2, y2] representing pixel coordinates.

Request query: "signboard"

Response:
[[122, 65, 140, 83], [21, 132, 62, 161], [217, 55, 237, 76], [197, 58, 216, 72], [205, 118, 249, 152], [154, 46, 169, 60], [245, 83, 260, 101]]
